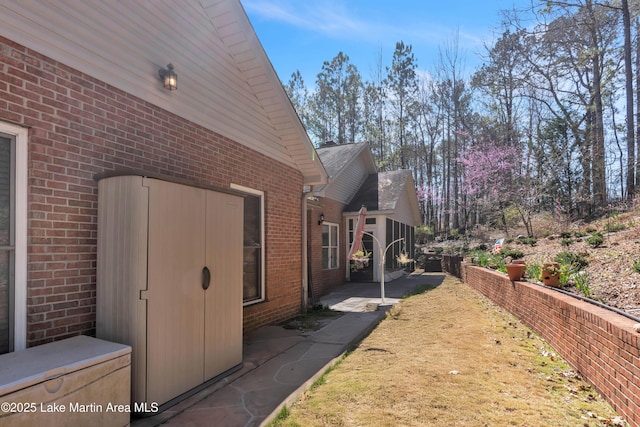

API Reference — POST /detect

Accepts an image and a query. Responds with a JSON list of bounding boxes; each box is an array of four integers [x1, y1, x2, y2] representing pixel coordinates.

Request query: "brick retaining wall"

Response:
[[461, 263, 640, 427]]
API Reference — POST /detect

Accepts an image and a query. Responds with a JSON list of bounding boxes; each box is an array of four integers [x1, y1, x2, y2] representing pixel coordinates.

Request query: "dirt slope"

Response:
[[499, 210, 640, 318], [431, 208, 640, 318]]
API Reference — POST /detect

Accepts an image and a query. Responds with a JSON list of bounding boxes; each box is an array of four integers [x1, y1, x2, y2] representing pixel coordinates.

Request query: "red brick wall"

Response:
[[307, 197, 346, 301], [462, 264, 640, 427], [0, 36, 304, 346]]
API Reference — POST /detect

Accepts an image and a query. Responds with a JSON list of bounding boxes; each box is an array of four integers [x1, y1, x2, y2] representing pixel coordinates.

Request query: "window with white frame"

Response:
[[0, 123, 27, 354], [231, 184, 265, 305], [322, 223, 339, 270]]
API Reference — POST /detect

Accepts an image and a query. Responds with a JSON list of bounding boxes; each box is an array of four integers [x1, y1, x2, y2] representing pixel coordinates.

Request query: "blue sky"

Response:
[[243, 0, 533, 86]]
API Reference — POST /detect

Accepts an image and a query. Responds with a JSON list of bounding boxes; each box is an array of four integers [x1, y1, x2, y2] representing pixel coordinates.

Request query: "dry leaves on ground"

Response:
[[519, 210, 640, 316]]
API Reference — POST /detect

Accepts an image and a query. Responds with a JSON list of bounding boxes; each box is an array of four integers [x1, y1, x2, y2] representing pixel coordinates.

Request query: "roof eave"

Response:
[[232, 1, 328, 185]]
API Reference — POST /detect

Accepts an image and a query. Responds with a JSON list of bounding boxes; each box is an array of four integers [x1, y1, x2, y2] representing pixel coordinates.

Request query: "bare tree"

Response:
[[434, 34, 472, 232], [511, 1, 619, 211], [362, 49, 389, 166], [472, 29, 528, 147]]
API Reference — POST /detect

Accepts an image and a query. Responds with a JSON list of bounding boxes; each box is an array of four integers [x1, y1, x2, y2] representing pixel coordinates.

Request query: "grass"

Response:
[[268, 275, 625, 427]]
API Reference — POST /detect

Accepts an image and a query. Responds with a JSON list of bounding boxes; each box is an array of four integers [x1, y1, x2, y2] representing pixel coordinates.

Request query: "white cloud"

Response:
[[243, 0, 489, 53], [243, 0, 369, 37]]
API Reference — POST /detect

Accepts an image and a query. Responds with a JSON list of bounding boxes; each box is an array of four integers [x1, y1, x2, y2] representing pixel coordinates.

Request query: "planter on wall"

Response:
[[542, 262, 560, 287], [506, 263, 526, 281], [462, 263, 640, 427]]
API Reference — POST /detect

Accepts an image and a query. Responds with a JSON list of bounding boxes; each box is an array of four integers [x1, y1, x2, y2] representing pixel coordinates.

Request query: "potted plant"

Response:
[[396, 252, 413, 266], [542, 262, 560, 287], [506, 262, 526, 281], [350, 250, 371, 271]]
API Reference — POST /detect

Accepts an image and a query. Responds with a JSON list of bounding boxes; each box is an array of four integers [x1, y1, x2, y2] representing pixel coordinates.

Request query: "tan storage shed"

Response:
[[96, 174, 244, 411]]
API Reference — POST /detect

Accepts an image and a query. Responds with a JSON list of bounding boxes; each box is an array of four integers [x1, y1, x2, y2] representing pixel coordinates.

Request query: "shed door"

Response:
[[204, 191, 243, 379], [146, 180, 206, 404]]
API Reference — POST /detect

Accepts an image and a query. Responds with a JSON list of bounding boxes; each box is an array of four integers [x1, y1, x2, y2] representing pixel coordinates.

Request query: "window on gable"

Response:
[[322, 223, 339, 270]]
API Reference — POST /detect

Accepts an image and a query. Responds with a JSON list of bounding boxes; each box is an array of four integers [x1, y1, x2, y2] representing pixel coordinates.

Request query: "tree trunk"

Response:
[[636, 18, 640, 198], [587, 0, 606, 207], [623, 0, 635, 200]]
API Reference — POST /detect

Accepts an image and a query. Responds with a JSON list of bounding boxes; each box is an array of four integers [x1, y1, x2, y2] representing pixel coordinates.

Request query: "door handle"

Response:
[[202, 266, 211, 290]]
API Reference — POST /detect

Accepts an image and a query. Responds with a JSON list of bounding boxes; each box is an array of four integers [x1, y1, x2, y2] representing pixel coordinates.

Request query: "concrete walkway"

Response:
[[131, 272, 442, 427]]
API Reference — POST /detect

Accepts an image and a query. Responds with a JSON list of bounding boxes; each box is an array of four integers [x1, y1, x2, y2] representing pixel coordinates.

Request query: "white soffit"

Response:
[[0, 0, 326, 185]]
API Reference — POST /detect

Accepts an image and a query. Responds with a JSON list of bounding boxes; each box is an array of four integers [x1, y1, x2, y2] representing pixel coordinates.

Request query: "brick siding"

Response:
[[307, 197, 346, 301], [0, 36, 304, 346], [462, 263, 640, 427]]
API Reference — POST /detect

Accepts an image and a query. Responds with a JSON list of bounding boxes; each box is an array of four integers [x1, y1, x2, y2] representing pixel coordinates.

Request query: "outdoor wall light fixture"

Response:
[[318, 213, 325, 225], [159, 63, 177, 90]]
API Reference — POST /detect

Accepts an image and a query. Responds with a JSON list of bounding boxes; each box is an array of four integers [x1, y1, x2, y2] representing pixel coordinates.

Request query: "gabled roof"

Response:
[[0, 0, 327, 185], [345, 170, 422, 226], [313, 142, 377, 204], [316, 142, 373, 178], [378, 170, 415, 211]]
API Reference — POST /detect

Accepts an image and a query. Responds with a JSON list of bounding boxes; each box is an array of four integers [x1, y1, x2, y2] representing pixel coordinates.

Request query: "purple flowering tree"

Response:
[[457, 140, 522, 234]]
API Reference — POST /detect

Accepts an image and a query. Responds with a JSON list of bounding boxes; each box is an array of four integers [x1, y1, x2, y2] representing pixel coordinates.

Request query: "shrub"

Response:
[[497, 262, 507, 274], [604, 222, 625, 233], [559, 231, 572, 238], [488, 254, 507, 272], [520, 237, 537, 246], [415, 225, 434, 242], [560, 238, 574, 247], [633, 260, 640, 273], [573, 231, 587, 238], [554, 251, 589, 270], [469, 250, 490, 267], [501, 248, 524, 259], [574, 271, 592, 298], [502, 205, 521, 231], [558, 264, 573, 287], [586, 233, 604, 248], [585, 226, 597, 233], [526, 262, 542, 281]]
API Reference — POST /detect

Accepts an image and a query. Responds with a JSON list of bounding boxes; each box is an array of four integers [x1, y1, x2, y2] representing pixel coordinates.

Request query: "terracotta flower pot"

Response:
[[506, 263, 526, 281], [542, 262, 560, 287]]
